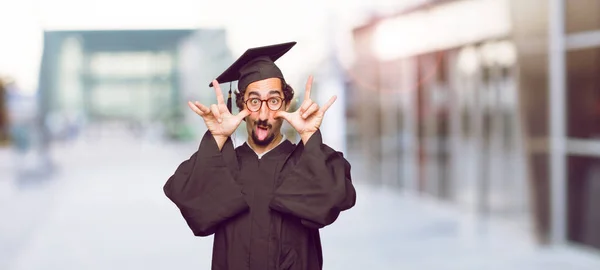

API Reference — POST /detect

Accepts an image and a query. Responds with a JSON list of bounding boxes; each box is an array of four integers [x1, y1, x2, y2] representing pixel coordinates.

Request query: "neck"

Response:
[[248, 133, 283, 155]]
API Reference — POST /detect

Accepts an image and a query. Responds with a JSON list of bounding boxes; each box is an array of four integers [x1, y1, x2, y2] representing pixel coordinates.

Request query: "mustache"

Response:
[[254, 120, 272, 128]]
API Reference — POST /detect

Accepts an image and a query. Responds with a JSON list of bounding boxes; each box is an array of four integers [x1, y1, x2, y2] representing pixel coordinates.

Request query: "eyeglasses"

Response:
[[245, 97, 283, 112]]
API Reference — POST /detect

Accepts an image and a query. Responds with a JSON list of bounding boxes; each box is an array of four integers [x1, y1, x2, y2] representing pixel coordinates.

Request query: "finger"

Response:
[[235, 109, 251, 122], [212, 80, 225, 105], [194, 101, 210, 114], [302, 103, 319, 119], [304, 75, 313, 101], [188, 101, 205, 116], [320, 95, 337, 113], [210, 104, 222, 123], [218, 102, 230, 115], [298, 99, 312, 114]]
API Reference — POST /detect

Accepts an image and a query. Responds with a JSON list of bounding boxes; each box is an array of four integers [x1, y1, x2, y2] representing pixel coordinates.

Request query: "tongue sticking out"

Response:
[[256, 126, 269, 141]]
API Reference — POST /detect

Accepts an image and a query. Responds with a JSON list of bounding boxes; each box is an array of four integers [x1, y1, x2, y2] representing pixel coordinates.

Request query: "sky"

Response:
[[0, 0, 421, 93]]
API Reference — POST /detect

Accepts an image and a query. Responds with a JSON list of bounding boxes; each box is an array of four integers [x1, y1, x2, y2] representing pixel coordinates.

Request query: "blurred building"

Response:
[[0, 79, 8, 145], [37, 29, 233, 142], [348, 0, 600, 251]]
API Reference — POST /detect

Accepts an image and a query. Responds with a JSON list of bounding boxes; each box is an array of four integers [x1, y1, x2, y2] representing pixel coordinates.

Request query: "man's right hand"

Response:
[[188, 79, 250, 150]]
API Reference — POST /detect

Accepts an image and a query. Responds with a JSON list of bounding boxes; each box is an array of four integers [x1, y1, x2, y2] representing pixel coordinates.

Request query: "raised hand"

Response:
[[275, 76, 336, 144], [188, 80, 250, 148]]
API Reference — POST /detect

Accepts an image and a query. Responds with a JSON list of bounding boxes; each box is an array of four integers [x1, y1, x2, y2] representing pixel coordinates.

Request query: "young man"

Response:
[[163, 42, 356, 270]]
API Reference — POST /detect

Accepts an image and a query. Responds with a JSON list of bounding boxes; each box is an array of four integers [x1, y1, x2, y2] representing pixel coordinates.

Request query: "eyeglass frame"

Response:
[[244, 96, 285, 112]]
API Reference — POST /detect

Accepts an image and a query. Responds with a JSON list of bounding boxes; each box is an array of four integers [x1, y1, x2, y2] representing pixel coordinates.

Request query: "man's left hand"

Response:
[[275, 75, 336, 144]]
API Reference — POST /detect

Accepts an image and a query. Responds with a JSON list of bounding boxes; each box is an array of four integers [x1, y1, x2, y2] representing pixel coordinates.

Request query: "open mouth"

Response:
[[256, 125, 269, 141]]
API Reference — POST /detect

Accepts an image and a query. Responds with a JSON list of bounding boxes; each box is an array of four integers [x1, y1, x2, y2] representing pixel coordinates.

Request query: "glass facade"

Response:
[[566, 0, 600, 34], [567, 47, 600, 139], [350, 0, 600, 250], [565, 0, 600, 251]]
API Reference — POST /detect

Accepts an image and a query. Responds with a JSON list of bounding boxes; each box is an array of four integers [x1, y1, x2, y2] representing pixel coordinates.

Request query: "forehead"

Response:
[[245, 78, 283, 96]]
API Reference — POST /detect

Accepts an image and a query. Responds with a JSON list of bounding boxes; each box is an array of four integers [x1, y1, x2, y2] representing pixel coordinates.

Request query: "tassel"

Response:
[[227, 82, 232, 113]]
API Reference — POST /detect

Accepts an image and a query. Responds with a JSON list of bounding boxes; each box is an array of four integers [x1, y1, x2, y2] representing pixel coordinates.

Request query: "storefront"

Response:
[[350, 0, 527, 215], [349, 0, 600, 250], [563, 0, 600, 251]]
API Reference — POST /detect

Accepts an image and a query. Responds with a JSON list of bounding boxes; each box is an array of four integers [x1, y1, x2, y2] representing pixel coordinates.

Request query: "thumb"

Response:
[[274, 110, 290, 121], [235, 109, 251, 122]]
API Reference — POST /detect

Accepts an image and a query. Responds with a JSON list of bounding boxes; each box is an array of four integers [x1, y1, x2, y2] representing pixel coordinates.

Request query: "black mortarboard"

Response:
[[209, 41, 297, 112]]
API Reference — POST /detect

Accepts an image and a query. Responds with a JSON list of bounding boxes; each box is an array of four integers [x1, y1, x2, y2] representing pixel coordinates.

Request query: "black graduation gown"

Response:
[[163, 129, 356, 270]]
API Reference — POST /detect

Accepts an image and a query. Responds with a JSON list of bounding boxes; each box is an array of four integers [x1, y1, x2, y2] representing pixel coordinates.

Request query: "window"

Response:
[[566, 0, 600, 34], [567, 47, 600, 139]]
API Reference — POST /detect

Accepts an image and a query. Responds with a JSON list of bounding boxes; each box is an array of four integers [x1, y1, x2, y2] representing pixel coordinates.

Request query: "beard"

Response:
[[251, 119, 275, 146], [251, 130, 276, 146]]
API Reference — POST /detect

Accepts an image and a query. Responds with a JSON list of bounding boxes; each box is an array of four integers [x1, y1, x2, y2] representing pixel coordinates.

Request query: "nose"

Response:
[[258, 100, 269, 119]]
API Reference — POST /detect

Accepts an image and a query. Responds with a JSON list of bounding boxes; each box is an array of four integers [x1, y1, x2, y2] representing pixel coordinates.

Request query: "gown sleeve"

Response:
[[163, 131, 248, 236], [269, 130, 357, 229]]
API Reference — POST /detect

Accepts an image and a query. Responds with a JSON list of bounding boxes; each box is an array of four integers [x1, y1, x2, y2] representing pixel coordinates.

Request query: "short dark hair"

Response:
[[235, 80, 294, 112]]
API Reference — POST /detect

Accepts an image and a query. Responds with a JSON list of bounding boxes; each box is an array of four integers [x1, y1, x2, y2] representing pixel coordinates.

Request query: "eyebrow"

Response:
[[248, 90, 282, 97]]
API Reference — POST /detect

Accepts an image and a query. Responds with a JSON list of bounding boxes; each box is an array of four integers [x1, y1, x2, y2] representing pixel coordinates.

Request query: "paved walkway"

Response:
[[1, 134, 600, 270]]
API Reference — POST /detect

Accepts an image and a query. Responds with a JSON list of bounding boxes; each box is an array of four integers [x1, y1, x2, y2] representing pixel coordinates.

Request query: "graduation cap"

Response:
[[209, 41, 297, 112]]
